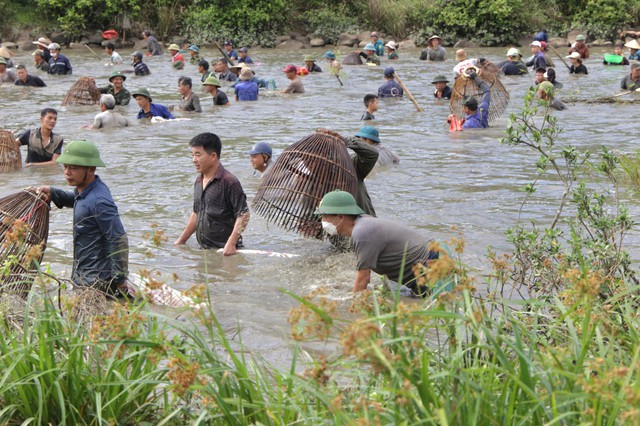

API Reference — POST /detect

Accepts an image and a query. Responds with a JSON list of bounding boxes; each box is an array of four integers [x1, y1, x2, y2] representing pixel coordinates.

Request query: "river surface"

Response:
[[1, 46, 639, 367]]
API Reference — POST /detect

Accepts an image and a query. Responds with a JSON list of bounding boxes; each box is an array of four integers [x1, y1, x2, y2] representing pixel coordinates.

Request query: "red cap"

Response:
[[283, 64, 297, 73]]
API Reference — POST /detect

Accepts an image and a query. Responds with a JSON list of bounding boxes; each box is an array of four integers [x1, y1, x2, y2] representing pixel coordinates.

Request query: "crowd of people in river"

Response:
[[4, 28, 640, 300]]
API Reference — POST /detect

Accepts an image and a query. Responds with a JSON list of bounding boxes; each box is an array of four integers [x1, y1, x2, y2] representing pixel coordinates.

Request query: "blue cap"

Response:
[[188, 45, 199, 52], [384, 67, 395, 77], [354, 126, 380, 144], [322, 51, 336, 60], [245, 142, 272, 157], [364, 43, 376, 51]]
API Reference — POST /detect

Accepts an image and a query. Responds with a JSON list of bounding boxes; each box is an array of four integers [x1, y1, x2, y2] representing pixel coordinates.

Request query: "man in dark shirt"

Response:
[[526, 41, 546, 71], [203, 76, 231, 106], [14, 64, 46, 87], [498, 48, 528, 75], [175, 132, 250, 255], [17, 108, 63, 166], [360, 94, 378, 120], [431, 75, 452, 99], [131, 51, 151, 76]]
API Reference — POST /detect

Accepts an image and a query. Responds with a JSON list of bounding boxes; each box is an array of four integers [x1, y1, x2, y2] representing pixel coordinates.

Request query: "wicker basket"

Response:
[[62, 77, 101, 106], [449, 60, 510, 122], [0, 130, 21, 173], [0, 189, 50, 297], [253, 130, 358, 238]]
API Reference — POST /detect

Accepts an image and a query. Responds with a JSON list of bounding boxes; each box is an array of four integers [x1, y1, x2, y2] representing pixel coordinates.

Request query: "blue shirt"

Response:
[[50, 176, 128, 288], [525, 51, 546, 70], [235, 80, 259, 101], [226, 49, 238, 60], [137, 103, 175, 119], [630, 51, 640, 61], [463, 79, 491, 129], [48, 54, 72, 75], [238, 56, 254, 64], [378, 80, 404, 98]]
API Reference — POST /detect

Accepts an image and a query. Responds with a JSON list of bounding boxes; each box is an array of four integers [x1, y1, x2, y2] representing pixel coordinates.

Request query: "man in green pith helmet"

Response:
[[314, 190, 439, 297], [99, 70, 131, 106], [37, 140, 130, 298], [303, 55, 322, 73]]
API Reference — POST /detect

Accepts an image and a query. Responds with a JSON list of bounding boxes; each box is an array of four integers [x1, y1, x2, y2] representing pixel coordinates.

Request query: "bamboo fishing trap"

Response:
[[0, 129, 21, 172], [62, 77, 101, 106], [253, 129, 358, 238], [449, 60, 510, 122], [0, 189, 50, 297]]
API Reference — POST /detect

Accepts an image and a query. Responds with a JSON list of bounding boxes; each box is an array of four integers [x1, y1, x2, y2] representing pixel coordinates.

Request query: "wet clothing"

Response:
[[109, 51, 123, 65], [569, 64, 588, 74], [189, 54, 202, 65], [351, 215, 438, 296], [630, 51, 640, 61], [603, 55, 629, 65], [434, 86, 452, 100], [526, 51, 546, 70], [621, 74, 640, 91], [18, 128, 63, 163], [92, 110, 129, 128], [306, 63, 322, 73], [15, 75, 46, 87], [177, 93, 202, 112], [388, 51, 398, 60], [193, 164, 249, 249], [238, 55, 254, 64], [0, 69, 17, 83], [50, 176, 128, 291], [463, 79, 490, 129], [378, 79, 404, 98], [211, 90, 230, 105], [551, 80, 564, 90], [569, 43, 589, 59], [346, 137, 379, 217], [550, 99, 567, 111], [372, 143, 400, 166], [360, 111, 375, 121], [133, 61, 150, 76], [219, 69, 237, 82], [226, 49, 238, 60], [99, 85, 131, 106], [35, 60, 50, 72], [499, 60, 528, 75], [171, 52, 185, 69], [136, 103, 174, 119], [48, 54, 72, 75], [373, 40, 384, 56], [283, 77, 305, 93], [359, 52, 381, 66], [235, 81, 259, 101], [147, 36, 163, 56], [419, 46, 446, 61]]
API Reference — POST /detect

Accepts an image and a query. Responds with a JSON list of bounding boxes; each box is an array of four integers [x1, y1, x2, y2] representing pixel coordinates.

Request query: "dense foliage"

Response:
[[1, 0, 639, 46]]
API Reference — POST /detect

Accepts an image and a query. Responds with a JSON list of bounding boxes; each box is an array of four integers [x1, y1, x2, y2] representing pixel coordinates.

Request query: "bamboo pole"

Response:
[[83, 44, 103, 61], [548, 45, 571, 70], [394, 72, 424, 112]]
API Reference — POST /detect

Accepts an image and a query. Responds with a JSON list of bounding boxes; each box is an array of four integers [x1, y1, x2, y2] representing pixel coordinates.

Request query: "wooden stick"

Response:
[[394, 72, 424, 112], [213, 40, 234, 65], [548, 45, 571, 70], [83, 43, 103, 61]]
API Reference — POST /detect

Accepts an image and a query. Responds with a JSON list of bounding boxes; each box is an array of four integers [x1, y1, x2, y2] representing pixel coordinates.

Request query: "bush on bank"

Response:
[[2, 0, 639, 46]]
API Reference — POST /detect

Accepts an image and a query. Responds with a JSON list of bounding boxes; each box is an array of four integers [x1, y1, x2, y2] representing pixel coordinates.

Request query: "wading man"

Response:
[[17, 108, 64, 166], [37, 140, 130, 297], [175, 132, 250, 255]]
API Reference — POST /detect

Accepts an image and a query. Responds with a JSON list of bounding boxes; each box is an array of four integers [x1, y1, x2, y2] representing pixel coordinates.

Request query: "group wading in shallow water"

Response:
[[2, 27, 640, 300]]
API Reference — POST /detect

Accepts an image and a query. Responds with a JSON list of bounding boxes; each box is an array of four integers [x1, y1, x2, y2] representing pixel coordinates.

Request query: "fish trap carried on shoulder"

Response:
[[62, 77, 101, 106], [449, 60, 509, 122], [0, 130, 21, 173], [0, 189, 50, 298], [253, 129, 358, 238]]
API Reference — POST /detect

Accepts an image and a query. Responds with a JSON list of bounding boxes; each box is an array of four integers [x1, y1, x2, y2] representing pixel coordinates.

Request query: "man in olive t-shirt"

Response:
[[17, 107, 63, 166]]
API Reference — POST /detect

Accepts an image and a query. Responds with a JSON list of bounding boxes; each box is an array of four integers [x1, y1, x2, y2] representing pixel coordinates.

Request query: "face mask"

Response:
[[322, 220, 338, 236]]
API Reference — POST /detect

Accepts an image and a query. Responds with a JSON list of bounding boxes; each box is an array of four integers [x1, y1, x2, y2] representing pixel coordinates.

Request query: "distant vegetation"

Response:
[[1, 0, 639, 46]]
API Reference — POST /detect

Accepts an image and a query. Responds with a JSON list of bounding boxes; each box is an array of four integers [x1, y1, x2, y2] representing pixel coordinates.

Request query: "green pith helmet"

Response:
[[109, 70, 126, 82], [132, 87, 152, 102], [0, 57, 6, 65], [203, 76, 222, 87], [537, 81, 555, 97], [431, 75, 449, 84], [168, 43, 180, 51], [56, 140, 106, 167], [303, 55, 316, 62], [314, 190, 365, 216]]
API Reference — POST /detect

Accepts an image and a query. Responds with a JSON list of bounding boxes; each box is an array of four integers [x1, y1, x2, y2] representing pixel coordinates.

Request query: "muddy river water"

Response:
[[1, 45, 638, 366]]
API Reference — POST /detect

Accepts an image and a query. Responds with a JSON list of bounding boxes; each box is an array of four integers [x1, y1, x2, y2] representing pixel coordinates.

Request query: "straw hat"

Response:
[[427, 35, 442, 47], [625, 39, 640, 50], [239, 67, 253, 81], [32, 37, 51, 49], [230, 62, 248, 71], [0, 46, 14, 58], [455, 49, 467, 61]]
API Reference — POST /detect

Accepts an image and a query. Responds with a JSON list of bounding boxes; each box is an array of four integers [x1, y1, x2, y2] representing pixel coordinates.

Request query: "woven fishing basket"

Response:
[[62, 77, 101, 106], [0, 189, 50, 297], [253, 129, 358, 238], [449, 60, 509, 122], [0, 130, 21, 172], [342, 52, 364, 65]]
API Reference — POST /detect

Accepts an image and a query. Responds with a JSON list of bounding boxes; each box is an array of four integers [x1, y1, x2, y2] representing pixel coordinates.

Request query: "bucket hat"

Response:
[[47, 43, 61, 50], [314, 190, 365, 216], [108, 70, 126, 82], [385, 41, 397, 50], [576, 35, 585, 41], [32, 37, 51, 49], [363, 43, 376, 51], [56, 140, 106, 167], [431, 75, 449, 84], [323, 51, 336, 60], [355, 125, 380, 143], [239, 67, 253, 81], [188, 44, 199, 52], [132, 87, 152, 102], [428, 35, 442, 46]]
